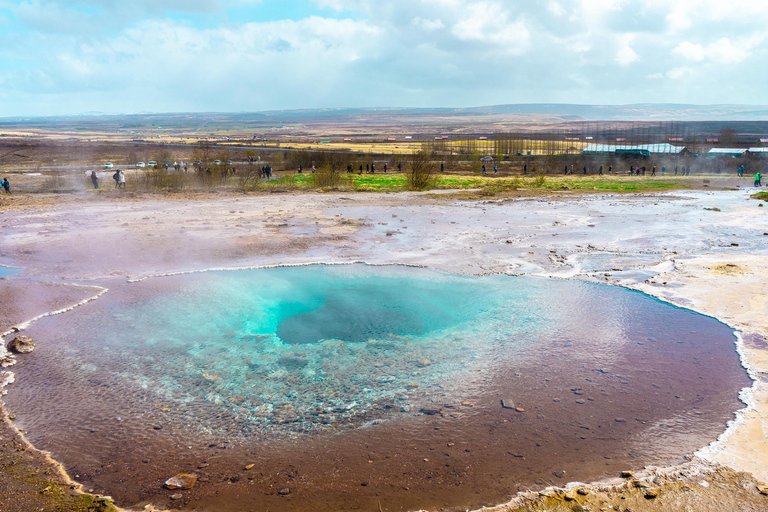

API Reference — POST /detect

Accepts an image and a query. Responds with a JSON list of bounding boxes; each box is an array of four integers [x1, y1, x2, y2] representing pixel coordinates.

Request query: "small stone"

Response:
[[644, 488, 659, 499], [170, 494, 183, 500], [515, 407, 525, 412], [244, 464, 255, 470], [406, 382, 419, 389], [461, 401, 477, 407], [416, 359, 431, 367], [563, 491, 576, 501], [758, 485, 768, 495], [164, 473, 197, 490], [576, 488, 589, 495], [197, 463, 209, 469], [447, 442, 455, 447], [501, 399, 516, 409], [614, 418, 626, 423], [278, 488, 291, 495], [553, 470, 565, 478], [420, 408, 441, 415], [8, 336, 34, 354], [620, 470, 635, 478]]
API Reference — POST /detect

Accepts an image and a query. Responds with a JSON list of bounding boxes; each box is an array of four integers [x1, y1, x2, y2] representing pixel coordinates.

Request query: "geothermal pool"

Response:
[[5, 265, 750, 511]]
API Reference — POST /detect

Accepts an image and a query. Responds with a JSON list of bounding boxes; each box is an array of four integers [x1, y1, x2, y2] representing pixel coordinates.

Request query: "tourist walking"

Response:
[[118, 170, 126, 188], [2, 178, 10, 194], [661, 166, 666, 176], [756, 172, 762, 187], [598, 164, 603, 175], [583, 165, 588, 175], [113, 170, 120, 188], [651, 165, 656, 176], [90, 171, 99, 189], [481, 164, 486, 175]]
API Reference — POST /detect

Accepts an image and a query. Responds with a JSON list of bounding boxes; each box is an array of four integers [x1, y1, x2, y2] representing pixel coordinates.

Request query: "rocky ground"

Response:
[[1, 185, 767, 511]]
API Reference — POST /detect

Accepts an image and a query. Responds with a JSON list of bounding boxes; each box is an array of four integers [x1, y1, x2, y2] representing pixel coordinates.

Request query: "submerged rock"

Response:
[[8, 335, 34, 354], [164, 473, 197, 490]]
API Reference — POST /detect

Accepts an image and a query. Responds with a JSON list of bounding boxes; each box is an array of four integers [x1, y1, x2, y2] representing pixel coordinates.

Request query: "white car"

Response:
[[147, 161, 158, 168], [103, 162, 114, 169], [136, 162, 146, 168], [213, 159, 222, 165]]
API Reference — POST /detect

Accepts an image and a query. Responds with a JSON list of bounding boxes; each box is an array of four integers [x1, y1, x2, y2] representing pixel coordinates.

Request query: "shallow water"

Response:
[[0, 265, 19, 277], [5, 264, 750, 511]]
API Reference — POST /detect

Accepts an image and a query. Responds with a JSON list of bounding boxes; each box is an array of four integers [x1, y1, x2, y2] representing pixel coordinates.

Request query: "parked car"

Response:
[[103, 162, 114, 169], [213, 159, 222, 165], [136, 162, 146, 168], [226, 160, 233, 165], [147, 161, 158, 168]]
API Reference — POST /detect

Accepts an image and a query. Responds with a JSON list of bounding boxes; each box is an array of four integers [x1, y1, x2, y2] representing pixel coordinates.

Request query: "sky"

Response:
[[1, 0, 767, 116]]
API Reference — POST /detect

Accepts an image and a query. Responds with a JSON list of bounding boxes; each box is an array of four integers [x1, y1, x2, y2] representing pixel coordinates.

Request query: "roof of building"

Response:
[[707, 148, 748, 155], [748, 147, 768, 153], [583, 143, 686, 155]]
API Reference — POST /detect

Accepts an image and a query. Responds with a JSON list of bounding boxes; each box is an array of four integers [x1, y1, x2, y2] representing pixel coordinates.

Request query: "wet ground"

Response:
[[0, 186, 767, 511]]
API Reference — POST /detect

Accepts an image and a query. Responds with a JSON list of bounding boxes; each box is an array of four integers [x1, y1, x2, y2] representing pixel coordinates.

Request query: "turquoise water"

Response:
[[0, 265, 19, 277], [95, 265, 544, 433]]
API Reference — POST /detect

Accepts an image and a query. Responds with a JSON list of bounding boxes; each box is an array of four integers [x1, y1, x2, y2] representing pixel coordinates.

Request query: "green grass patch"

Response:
[[751, 191, 768, 201]]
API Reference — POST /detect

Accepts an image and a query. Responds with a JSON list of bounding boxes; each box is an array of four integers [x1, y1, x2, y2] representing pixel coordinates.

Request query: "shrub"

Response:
[[406, 150, 436, 191]]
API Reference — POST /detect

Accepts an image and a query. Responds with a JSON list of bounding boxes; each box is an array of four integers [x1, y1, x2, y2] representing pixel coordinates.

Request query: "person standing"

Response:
[[384, 163, 387, 173], [494, 163, 497, 174], [583, 164, 588, 175], [481, 164, 486, 175], [661, 166, 666, 176], [113, 170, 120, 188], [2, 178, 10, 194], [370, 163, 375, 173], [651, 165, 656, 176], [90, 171, 99, 189], [118, 169, 126, 189], [756, 171, 762, 187], [598, 164, 603, 175]]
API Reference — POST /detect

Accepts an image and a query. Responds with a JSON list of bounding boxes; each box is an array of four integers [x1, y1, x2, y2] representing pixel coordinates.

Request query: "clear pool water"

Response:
[[5, 264, 750, 512]]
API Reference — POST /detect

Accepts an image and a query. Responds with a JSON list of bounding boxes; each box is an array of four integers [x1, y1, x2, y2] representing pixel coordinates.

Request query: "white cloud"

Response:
[[673, 35, 765, 64], [616, 45, 639, 66]]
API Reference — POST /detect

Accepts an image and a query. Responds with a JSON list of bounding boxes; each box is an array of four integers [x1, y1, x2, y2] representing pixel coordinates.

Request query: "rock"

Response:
[[553, 470, 565, 478], [515, 407, 525, 412], [572, 505, 590, 512], [8, 336, 34, 354], [278, 488, 291, 495], [244, 464, 255, 470], [170, 494, 183, 500], [563, 491, 576, 501], [164, 473, 197, 490], [620, 470, 635, 478], [420, 407, 441, 415], [758, 484, 768, 495], [576, 487, 589, 495], [644, 488, 659, 499], [416, 359, 431, 367], [406, 382, 419, 389], [501, 399, 516, 409], [0, 356, 16, 368]]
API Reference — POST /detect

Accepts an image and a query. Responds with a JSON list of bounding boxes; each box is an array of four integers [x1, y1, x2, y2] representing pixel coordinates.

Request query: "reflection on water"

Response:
[[4, 265, 750, 512]]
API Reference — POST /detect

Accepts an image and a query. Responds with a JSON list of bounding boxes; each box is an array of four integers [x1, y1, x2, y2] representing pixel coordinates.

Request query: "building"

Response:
[[707, 148, 748, 157], [583, 143, 687, 157]]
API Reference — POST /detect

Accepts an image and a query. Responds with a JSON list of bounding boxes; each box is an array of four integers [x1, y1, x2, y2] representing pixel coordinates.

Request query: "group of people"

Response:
[[89, 170, 125, 189]]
